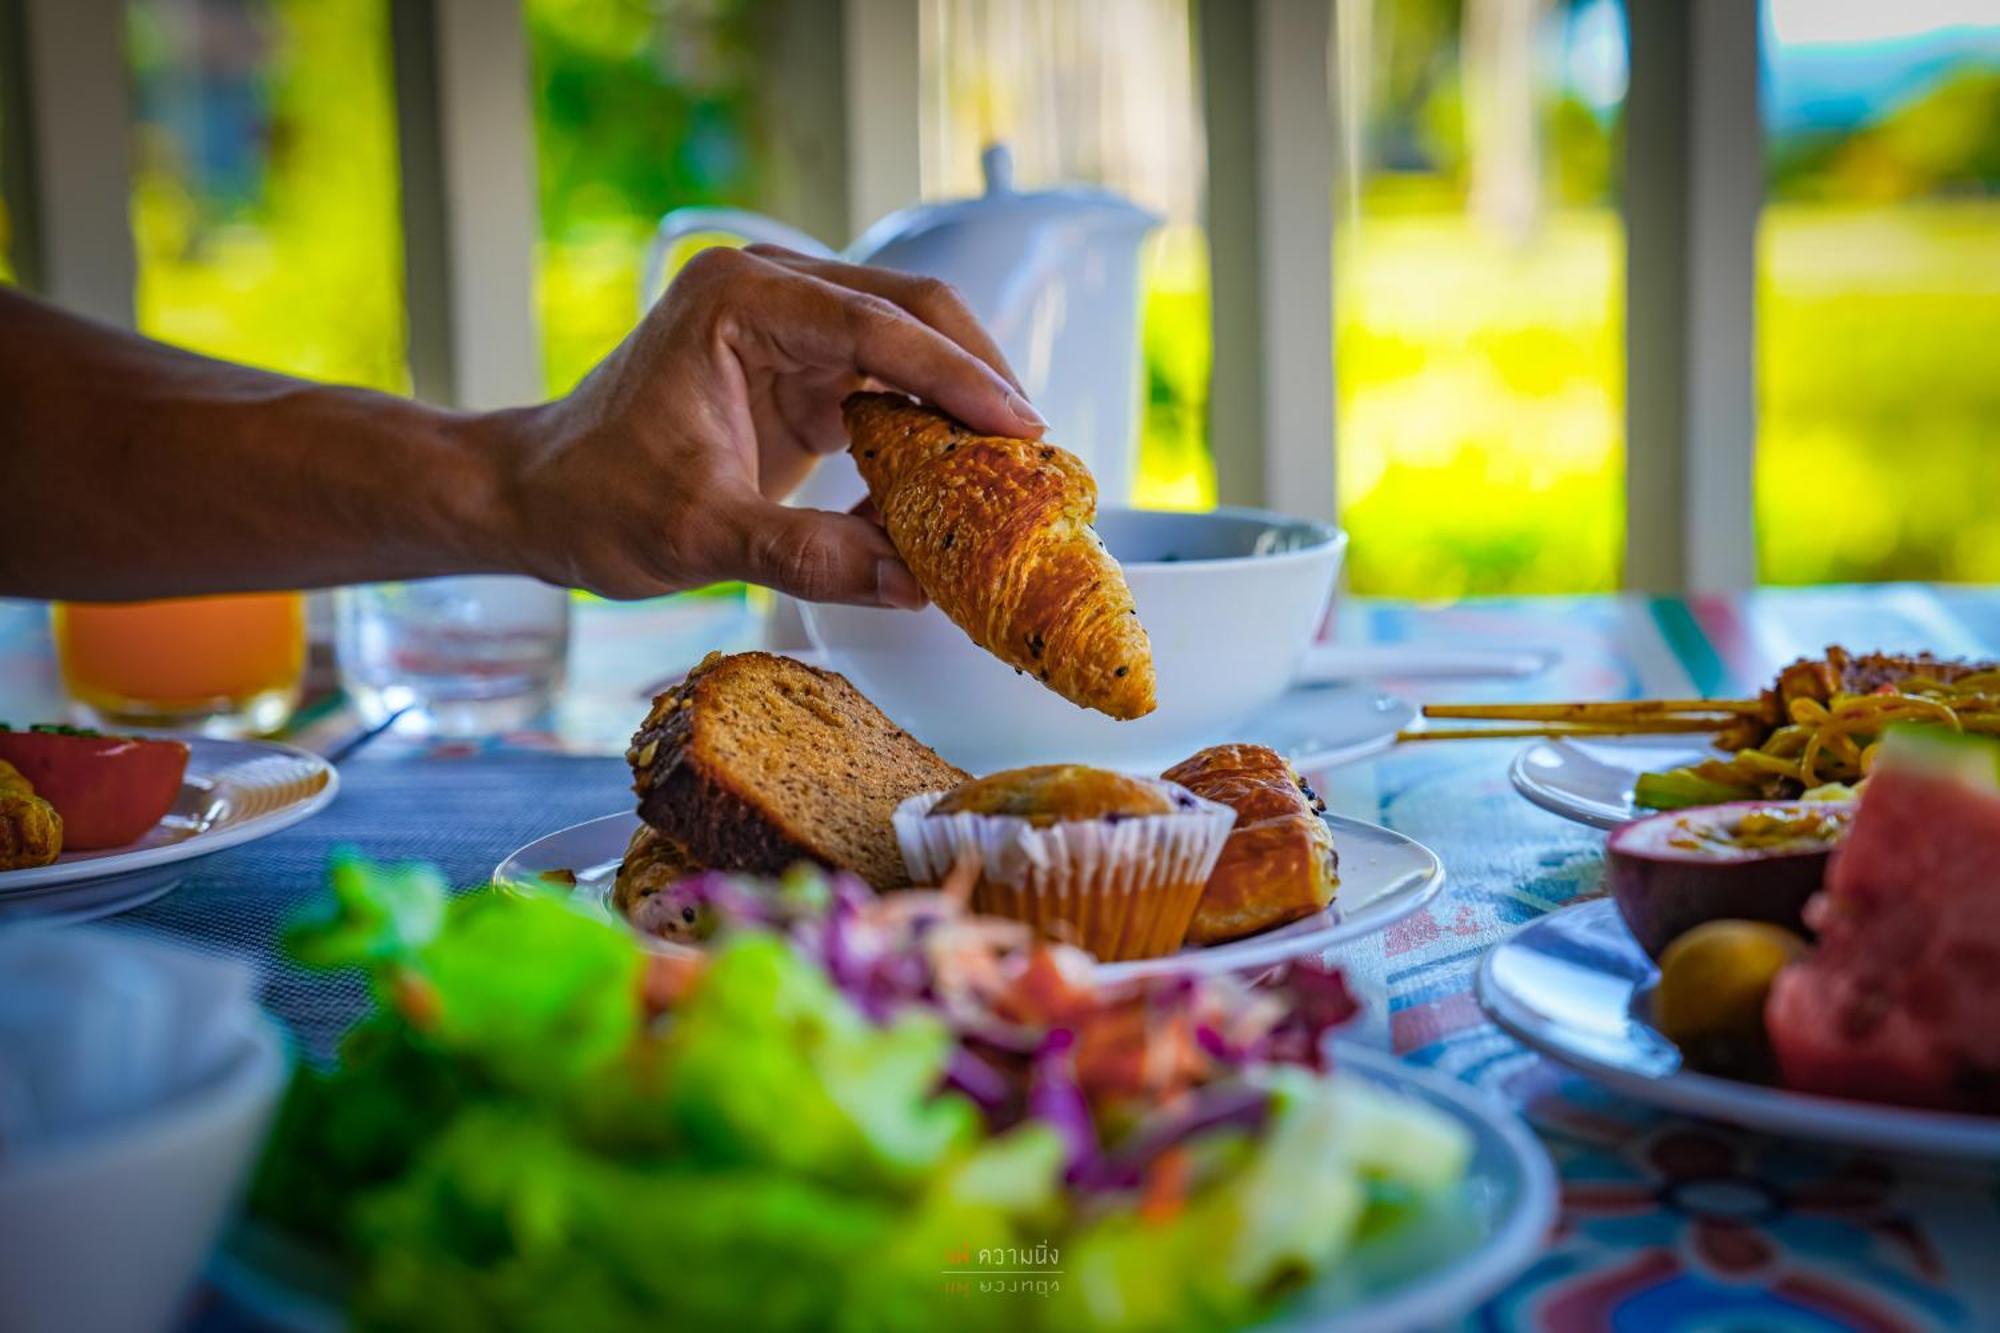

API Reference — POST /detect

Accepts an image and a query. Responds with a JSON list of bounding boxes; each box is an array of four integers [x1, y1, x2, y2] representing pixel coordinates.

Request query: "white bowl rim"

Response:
[[0, 1008, 289, 1184], [1093, 504, 1348, 572]]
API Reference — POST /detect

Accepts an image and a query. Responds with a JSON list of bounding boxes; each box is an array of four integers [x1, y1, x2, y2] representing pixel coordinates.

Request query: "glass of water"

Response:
[[334, 577, 570, 737]]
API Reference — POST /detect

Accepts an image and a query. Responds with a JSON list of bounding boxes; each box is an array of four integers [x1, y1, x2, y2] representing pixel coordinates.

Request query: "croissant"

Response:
[[1162, 744, 1339, 944], [843, 392, 1156, 719]]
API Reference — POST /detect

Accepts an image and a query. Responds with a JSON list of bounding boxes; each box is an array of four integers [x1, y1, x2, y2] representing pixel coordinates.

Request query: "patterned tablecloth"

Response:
[[5, 584, 2000, 1331]]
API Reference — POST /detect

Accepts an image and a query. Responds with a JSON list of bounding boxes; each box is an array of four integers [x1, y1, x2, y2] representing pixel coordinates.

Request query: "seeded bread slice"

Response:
[[626, 651, 968, 889]]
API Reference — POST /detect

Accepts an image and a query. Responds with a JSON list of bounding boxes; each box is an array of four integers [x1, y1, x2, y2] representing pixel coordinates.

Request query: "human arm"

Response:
[[0, 245, 1043, 606]]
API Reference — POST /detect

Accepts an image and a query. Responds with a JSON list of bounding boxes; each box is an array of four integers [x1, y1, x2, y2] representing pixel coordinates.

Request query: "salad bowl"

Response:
[[208, 852, 1555, 1332], [213, 1042, 1554, 1333]]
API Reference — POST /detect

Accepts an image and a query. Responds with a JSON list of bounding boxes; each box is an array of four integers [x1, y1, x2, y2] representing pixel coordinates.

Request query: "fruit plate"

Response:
[[207, 1041, 1556, 1333], [493, 810, 1446, 982], [1478, 897, 2000, 1160], [0, 738, 338, 923], [1509, 737, 1720, 830]]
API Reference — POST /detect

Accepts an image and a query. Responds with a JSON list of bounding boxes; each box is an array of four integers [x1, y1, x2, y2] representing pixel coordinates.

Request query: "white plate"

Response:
[[1253, 685, 1416, 773], [1479, 897, 2000, 1160], [493, 809, 1445, 982], [1509, 736, 1717, 829], [0, 738, 338, 923], [209, 1039, 1554, 1333]]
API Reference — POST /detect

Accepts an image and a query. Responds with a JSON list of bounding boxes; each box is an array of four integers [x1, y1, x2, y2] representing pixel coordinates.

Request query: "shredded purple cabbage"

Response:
[[632, 864, 1363, 1181], [1028, 1029, 1102, 1183], [1071, 1082, 1272, 1194], [944, 1046, 1018, 1118], [1254, 961, 1359, 1071]]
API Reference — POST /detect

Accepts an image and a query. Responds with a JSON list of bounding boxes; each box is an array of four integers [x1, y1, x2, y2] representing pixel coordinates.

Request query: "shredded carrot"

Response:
[[1140, 1146, 1193, 1225], [940, 847, 982, 906], [390, 968, 441, 1029], [640, 951, 707, 1015]]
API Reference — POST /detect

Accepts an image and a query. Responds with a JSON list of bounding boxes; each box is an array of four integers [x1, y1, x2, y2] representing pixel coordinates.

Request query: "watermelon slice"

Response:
[[1765, 728, 2000, 1112]]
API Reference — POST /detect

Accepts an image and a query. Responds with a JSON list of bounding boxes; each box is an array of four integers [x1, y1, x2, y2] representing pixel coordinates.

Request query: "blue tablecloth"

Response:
[[8, 584, 2000, 1329]]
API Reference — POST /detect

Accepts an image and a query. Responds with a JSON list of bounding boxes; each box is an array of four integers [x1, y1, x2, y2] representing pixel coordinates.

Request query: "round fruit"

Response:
[[1607, 800, 1852, 958], [1653, 919, 1808, 1079]]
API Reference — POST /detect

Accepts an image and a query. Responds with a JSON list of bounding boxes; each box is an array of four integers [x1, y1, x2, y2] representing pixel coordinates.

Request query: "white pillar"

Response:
[[1199, 0, 1338, 522], [842, 0, 924, 235], [5, 0, 137, 328], [1624, 0, 1761, 592], [390, 0, 542, 410]]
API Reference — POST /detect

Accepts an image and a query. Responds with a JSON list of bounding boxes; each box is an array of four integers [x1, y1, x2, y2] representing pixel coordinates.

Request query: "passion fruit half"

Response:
[[1606, 800, 1854, 958]]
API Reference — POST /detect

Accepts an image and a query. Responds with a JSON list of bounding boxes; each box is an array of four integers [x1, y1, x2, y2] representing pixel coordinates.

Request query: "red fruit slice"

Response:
[[1766, 752, 2000, 1112]]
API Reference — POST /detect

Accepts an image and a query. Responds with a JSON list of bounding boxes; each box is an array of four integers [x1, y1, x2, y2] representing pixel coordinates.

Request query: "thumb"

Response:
[[721, 498, 927, 609]]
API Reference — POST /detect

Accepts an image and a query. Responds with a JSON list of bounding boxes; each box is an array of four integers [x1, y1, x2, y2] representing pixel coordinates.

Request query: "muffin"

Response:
[[894, 764, 1236, 961]]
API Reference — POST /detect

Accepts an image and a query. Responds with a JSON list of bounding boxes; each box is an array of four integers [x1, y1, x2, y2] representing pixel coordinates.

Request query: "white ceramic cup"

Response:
[[0, 1010, 287, 1333], [801, 507, 1347, 773]]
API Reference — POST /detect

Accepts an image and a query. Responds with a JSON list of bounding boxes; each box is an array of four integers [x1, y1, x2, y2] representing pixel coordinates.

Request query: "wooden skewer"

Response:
[[1398, 719, 1735, 742], [1420, 699, 1764, 721]]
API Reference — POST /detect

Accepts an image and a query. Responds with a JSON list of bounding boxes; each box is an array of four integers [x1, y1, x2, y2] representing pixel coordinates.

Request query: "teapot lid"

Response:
[[851, 143, 1160, 256]]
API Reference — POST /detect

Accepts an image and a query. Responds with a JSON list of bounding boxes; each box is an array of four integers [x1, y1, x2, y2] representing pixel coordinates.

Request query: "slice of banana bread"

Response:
[[626, 651, 967, 889]]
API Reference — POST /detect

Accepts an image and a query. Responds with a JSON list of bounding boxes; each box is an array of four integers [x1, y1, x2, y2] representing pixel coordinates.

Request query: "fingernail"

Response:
[[876, 559, 926, 610], [1007, 392, 1048, 432]]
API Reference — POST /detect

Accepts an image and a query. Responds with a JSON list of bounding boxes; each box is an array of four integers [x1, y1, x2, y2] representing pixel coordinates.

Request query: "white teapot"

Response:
[[645, 144, 1161, 511]]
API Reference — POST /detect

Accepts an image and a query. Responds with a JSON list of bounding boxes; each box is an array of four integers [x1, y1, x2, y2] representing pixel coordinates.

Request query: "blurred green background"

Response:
[[9, 0, 1998, 597]]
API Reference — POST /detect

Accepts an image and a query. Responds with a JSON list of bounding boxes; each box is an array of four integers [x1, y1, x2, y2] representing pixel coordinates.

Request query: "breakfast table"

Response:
[[5, 583, 1999, 1331]]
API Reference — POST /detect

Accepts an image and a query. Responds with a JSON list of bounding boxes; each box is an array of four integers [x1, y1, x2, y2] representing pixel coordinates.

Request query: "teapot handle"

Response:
[[642, 207, 839, 303]]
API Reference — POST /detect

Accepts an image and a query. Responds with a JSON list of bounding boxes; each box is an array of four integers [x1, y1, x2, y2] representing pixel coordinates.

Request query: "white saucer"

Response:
[[1241, 684, 1416, 773], [1509, 737, 1718, 829], [1479, 897, 2000, 1160], [0, 738, 338, 923], [493, 808, 1445, 982]]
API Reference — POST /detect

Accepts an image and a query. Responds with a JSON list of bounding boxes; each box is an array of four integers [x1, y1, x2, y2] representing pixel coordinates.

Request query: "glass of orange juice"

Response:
[[52, 593, 307, 736]]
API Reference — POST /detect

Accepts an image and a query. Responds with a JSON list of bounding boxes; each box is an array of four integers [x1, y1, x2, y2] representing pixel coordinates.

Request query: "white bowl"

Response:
[[802, 506, 1346, 772], [0, 1009, 288, 1333]]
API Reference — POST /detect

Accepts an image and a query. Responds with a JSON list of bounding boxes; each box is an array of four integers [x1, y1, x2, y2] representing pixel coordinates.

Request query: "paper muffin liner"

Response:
[[892, 779, 1237, 962]]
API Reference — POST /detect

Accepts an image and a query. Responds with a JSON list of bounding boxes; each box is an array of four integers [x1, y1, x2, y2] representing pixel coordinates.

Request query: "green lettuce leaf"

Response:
[[349, 1105, 1055, 1333], [1633, 767, 1760, 811], [1058, 1068, 1470, 1332], [415, 888, 642, 1093], [285, 849, 448, 969], [659, 933, 978, 1186]]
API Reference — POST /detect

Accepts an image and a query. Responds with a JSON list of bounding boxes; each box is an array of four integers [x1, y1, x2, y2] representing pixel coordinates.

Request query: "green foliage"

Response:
[[525, 0, 773, 393], [1334, 208, 1625, 596], [527, 0, 767, 236], [1328, 200, 2000, 595], [1756, 202, 2000, 584], [1772, 68, 2000, 204], [128, 0, 409, 392]]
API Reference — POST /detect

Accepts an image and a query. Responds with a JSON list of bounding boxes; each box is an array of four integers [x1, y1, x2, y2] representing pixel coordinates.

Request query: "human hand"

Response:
[[494, 244, 1045, 605]]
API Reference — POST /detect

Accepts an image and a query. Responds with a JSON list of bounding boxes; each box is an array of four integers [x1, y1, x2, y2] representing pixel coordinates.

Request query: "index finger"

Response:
[[745, 246, 1025, 394], [759, 265, 1047, 440], [839, 291, 1047, 439]]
